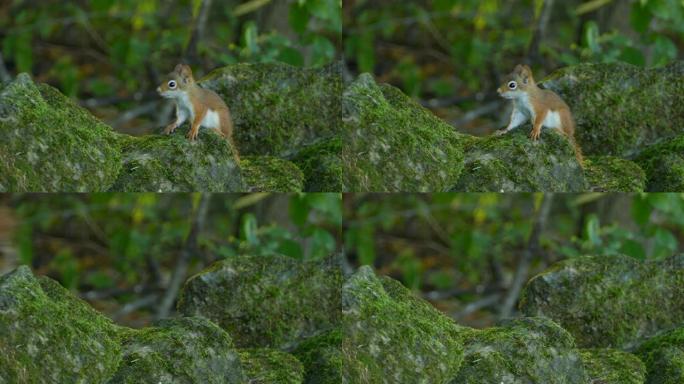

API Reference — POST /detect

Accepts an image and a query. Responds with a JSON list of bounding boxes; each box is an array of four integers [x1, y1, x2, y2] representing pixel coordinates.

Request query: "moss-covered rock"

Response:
[[342, 74, 467, 192], [580, 348, 646, 384], [0, 266, 122, 383], [541, 61, 684, 157], [451, 317, 589, 384], [0, 74, 122, 191], [178, 254, 342, 349], [110, 125, 242, 191], [635, 327, 684, 384], [240, 155, 304, 192], [200, 62, 341, 158], [634, 135, 684, 192], [293, 328, 342, 384], [108, 316, 245, 383], [291, 137, 342, 192], [520, 254, 684, 349], [239, 348, 304, 384], [342, 266, 466, 383], [452, 129, 586, 192], [584, 156, 646, 192]]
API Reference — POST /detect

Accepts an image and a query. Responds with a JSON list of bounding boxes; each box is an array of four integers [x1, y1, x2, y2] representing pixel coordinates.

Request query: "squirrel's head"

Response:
[[157, 64, 195, 98], [497, 64, 535, 99]]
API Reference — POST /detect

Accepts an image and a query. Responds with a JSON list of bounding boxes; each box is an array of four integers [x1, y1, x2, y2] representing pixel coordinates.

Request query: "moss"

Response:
[[342, 266, 466, 383], [452, 317, 589, 384], [200, 62, 341, 158], [580, 348, 646, 384], [110, 125, 242, 191], [520, 254, 684, 349], [178, 254, 342, 349], [239, 348, 304, 384], [0, 266, 122, 383], [635, 327, 684, 384], [452, 128, 586, 192], [108, 316, 245, 383], [634, 135, 684, 191], [0, 74, 122, 191], [342, 74, 467, 192], [293, 329, 342, 384], [584, 156, 646, 192], [240, 155, 305, 192], [291, 137, 341, 192], [542, 61, 684, 157]]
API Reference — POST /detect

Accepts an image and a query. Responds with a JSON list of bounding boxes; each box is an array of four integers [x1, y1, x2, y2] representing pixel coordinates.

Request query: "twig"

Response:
[[156, 194, 211, 319], [454, 293, 502, 320], [108, 101, 160, 129], [185, 0, 213, 63], [232, 0, 272, 17], [451, 100, 501, 127], [528, 0, 555, 65], [114, 293, 159, 320], [499, 194, 554, 318]]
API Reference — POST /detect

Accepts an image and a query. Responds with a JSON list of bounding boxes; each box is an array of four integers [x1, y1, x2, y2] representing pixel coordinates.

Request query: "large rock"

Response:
[[635, 135, 684, 192], [342, 266, 466, 383], [452, 129, 586, 192], [201, 62, 341, 157], [580, 349, 646, 384], [451, 317, 589, 384], [178, 254, 342, 349], [342, 74, 467, 192], [239, 348, 305, 384], [0, 266, 122, 383], [635, 327, 684, 384], [584, 156, 646, 192], [520, 254, 684, 349], [293, 328, 342, 384], [241, 156, 305, 192], [111, 125, 242, 192], [291, 137, 342, 192], [0, 74, 122, 191], [108, 316, 245, 383], [542, 61, 684, 157]]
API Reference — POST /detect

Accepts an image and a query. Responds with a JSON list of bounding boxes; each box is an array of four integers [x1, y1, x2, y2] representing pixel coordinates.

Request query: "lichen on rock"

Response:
[[634, 134, 684, 192], [239, 348, 305, 384], [240, 155, 305, 192], [0, 266, 122, 383], [584, 156, 646, 192], [580, 348, 646, 384], [177, 254, 342, 349], [520, 254, 684, 349], [0, 74, 122, 191], [541, 61, 684, 157], [342, 73, 467, 192], [452, 129, 586, 192]]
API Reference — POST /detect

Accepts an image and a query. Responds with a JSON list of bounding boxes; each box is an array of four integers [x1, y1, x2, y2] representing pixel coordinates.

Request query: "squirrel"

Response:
[[495, 64, 583, 164], [157, 63, 240, 161]]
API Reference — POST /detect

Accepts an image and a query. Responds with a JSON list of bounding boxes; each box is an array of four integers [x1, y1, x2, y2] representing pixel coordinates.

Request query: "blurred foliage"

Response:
[[344, 194, 684, 293], [1, 0, 341, 99], [9, 193, 341, 294], [344, 0, 684, 100]]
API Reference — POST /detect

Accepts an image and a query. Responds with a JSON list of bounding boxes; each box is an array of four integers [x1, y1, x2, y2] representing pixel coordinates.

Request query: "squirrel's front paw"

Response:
[[494, 129, 508, 136], [163, 123, 177, 135], [529, 130, 541, 141], [187, 130, 199, 141]]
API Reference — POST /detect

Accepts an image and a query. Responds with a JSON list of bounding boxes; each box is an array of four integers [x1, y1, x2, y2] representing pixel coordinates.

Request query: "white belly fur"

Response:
[[542, 110, 562, 129], [201, 109, 221, 129]]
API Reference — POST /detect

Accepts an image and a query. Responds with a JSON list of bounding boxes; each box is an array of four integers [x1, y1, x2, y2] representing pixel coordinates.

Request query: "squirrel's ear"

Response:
[[176, 64, 193, 83]]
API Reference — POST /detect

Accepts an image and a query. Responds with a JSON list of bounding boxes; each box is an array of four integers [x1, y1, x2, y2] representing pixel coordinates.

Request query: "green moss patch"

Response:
[[239, 348, 304, 384], [580, 348, 646, 384], [0, 266, 122, 383], [293, 329, 342, 384], [584, 156, 646, 192], [453, 128, 586, 192], [635, 327, 684, 384], [542, 61, 684, 157], [342, 74, 467, 192], [291, 137, 341, 192], [241, 155, 305, 192], [110, 125, 242, 192], [520, 254, 684, 349], [0, 74, 122, 191], [178, 254, 342, 349], [634, 135, 684, 191]]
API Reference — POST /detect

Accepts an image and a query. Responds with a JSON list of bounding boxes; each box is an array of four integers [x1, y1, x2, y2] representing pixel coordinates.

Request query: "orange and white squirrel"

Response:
[[496, 64, 583, 164], [157, 63, 239, 161]]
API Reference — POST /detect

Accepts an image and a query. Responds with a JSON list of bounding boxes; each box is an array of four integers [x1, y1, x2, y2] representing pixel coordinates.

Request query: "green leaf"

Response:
[[309, 228, 336, 260], [618, 46, 645, 66], [584, 214, 601, 246], [584, 21, 601, 54], [240, 213, 259, 245], [652, 35, 677, 66], [288, 2, 309, 35], [277, 238, 304, 260]]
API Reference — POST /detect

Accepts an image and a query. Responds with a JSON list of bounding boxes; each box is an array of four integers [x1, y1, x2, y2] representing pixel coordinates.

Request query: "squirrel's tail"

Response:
[[569, 135, 584, 166], [562, 111, 583, 167]]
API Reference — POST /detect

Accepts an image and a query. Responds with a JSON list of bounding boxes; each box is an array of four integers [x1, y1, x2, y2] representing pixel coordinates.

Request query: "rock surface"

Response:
[[178, 254, 342, 349], [580, 348, 646, 384], [0, 74, 122, 191], [239, 348, 304, 384], [584, 156, 646, 192], [635, 134, 684, 192], [452, 129, 586, 192], [635, 327, 684, 384], [291, 137, 342, 192], [240, 156, 305, 192], [520, 254, 684, 349], [542, 61, 684, 157], [0, 266, 122, 383], [108, 317, 245, 383], [293, 328, 342, 384]]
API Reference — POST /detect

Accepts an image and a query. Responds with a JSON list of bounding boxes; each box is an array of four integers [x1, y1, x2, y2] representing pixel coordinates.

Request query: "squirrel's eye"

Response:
[[168, 80, 176, 88], [508, 81, 517, 90]]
